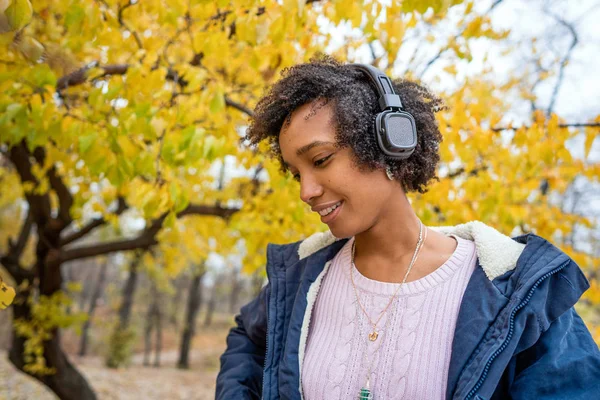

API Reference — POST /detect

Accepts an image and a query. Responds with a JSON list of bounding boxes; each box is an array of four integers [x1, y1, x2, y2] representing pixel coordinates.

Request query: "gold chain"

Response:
[[350, 220, 428, 341]]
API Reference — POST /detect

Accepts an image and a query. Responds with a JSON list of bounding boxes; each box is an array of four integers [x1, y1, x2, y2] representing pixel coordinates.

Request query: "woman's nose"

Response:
[[299, 175, 324, 204]]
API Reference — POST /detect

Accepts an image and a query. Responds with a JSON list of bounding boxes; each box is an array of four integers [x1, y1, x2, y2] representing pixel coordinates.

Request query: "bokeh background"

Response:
[[0, 0, 599, 398]]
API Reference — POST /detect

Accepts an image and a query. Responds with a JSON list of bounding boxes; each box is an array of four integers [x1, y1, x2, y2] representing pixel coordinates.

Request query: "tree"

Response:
[[0, 0, 598, 399], [177, 265, 205, 369]]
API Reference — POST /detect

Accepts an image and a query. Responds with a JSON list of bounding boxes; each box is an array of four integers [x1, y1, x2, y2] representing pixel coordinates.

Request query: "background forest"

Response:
[[0, 0, 599, 398]]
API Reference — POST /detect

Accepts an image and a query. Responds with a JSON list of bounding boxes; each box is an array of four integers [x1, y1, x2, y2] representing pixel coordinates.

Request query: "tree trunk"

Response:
[[143, 288, 156, 367], [79, 263, 107, 357], [177, 271, 204, 369], [9, 241, 97, 400], [204, 287, 216, 328], [118, 255, 141, 329], [229, 271, 240, 314], [169, 276, 186, 328], [153, 299, 162, 368]]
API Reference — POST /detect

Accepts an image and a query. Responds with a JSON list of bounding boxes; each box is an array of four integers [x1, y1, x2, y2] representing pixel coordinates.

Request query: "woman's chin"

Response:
[[327, 224, 355, 240]]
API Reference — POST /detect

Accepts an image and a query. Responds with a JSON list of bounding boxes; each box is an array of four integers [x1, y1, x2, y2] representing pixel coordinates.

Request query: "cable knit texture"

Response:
[[301, 235, 477, 400]]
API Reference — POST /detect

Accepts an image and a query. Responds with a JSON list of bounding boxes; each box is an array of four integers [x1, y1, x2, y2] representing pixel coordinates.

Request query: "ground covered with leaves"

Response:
[[0, 321, 229, 400]]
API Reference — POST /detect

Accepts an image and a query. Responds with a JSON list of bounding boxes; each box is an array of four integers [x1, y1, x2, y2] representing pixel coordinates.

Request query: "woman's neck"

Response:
[[352, 193, 456, 283]]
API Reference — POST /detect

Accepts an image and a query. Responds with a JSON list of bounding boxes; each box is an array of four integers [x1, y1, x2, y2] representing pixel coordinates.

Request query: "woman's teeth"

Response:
[[319, 202, 341, 216]]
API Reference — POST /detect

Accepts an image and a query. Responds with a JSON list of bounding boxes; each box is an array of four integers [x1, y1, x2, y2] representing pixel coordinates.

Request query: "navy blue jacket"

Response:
[[217, 223, 600, 399]]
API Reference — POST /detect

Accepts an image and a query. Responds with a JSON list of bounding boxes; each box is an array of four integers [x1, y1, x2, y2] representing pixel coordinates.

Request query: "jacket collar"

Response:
[[298, 220, 526, 280]]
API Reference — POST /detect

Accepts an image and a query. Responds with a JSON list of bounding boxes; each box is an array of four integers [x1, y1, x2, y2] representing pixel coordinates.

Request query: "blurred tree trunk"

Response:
[[229, 270, 240, 314], [177, 270, 204, 369], [169, 276, 186, 328], [143, 284, 157, 367], [203, 284, 216, 328], [153, 298, 162, 368], [78, 263, 107, 357], [118, 254, 142, 329]]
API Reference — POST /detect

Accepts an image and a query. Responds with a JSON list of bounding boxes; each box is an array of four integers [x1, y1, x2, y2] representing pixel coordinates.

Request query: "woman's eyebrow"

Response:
[[296, 140, 335, 156]]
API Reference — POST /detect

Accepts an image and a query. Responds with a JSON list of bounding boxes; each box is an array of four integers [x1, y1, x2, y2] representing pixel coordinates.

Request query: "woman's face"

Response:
[[278, 101, 398, 238]]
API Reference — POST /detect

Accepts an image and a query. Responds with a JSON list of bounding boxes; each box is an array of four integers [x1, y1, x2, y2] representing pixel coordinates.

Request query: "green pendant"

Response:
[[359, 387, 373, 400]]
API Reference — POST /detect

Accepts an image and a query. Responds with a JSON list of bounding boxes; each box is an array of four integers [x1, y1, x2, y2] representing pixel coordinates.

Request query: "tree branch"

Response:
[[544, 9, 579, 117], [491, 122, 600, 132], [225, 97, 254, 117], [60, 203, 240, 263], [32, 147, 73, 225], [60, 197, 128, 246], [419, 0, 504, 78], [56, 63, 128, 91], [0, 208, 35, 281], [8, 141, 52, 225], [118, 0, 144, 50], [56, 63, 254, 117]]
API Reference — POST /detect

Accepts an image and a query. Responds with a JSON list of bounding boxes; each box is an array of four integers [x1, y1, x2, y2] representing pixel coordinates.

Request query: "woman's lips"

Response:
[[320, 200, 343, 224]]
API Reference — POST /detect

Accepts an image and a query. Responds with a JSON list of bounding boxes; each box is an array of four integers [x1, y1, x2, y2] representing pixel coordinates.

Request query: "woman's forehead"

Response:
[[279, 102, 336, 146]]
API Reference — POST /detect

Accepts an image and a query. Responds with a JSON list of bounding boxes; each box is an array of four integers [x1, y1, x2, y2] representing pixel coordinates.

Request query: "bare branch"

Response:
[[419, 0, 505, 78], [118, 0, 144, 50], [57, 63, 128, 91], [444, 165, 488, 180], [60, 203, 240, 263], [60, 197, 128, 246], [544, 9, 579, 117], [61, 233, 158, 263], [225, 97, 254, 117], [491, 122, 600, 132]]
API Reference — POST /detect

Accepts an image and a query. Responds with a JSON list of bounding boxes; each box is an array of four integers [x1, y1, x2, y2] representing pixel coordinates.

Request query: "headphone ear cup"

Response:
[[376, 111, 417, 160]]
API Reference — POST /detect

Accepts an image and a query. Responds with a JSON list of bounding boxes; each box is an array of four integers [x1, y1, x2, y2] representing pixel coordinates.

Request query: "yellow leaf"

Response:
[[0, 275, 16, 310], [584, 129, 596, 159]]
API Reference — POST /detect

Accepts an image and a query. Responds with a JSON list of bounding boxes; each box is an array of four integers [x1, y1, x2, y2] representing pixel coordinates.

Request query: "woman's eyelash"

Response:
[[314, 154, 332, 166], [292, 155, 333, 181]]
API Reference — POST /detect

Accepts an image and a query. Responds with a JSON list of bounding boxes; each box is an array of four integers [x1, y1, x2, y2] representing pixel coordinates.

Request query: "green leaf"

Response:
[[0, 103, 25, 124], [202, 135, 216, 160], [30, 64, 57, 87], [163, 210, 176, 228], [4, 0, 32, 31], [78, 132, 97, 154], [169, 181, 189, 213], [209, 87, 225, 113], [64, 5, 85, 31]]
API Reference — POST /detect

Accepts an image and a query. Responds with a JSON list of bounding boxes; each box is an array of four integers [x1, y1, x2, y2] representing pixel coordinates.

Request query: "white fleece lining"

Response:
[[297, 220, 526, 281], [297, 260, 332, 400]]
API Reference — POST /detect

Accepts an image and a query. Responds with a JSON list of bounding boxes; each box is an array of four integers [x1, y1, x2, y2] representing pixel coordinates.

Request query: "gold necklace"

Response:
[[350, 220, 428, 342]]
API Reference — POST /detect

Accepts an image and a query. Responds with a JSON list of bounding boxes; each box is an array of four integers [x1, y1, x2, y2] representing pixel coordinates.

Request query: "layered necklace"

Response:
[[350, 220, 428, 400]]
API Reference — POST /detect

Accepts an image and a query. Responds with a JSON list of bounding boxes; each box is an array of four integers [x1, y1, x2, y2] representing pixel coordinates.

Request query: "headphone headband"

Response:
[[350, 63, 404, 111]]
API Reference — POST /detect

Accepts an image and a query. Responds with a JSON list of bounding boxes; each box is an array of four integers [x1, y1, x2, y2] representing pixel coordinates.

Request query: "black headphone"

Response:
[[349, 63, 417, 160]]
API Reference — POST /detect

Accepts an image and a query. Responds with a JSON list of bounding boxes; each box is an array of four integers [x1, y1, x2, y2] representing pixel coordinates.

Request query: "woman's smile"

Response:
[[313, 200, 344, 223]]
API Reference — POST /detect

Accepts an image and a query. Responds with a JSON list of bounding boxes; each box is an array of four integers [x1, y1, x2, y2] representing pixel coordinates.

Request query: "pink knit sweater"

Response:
[[301, 235, 477, 399]]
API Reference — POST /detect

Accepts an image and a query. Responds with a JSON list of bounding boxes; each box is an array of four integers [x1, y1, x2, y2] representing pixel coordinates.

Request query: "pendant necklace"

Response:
[[350, 221, 428, 400]]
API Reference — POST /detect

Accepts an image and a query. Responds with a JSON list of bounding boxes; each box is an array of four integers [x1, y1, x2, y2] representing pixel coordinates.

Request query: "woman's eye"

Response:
[[293, 173, 300, 182], [314, 154, 332, 167]]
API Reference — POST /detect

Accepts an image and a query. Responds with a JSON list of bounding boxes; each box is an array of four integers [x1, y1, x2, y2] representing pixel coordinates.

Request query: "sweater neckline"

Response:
[[342, 235, 473, 296]]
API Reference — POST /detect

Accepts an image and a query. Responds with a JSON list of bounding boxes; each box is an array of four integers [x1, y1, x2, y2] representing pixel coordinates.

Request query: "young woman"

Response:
[[216, 55, 600, 400]]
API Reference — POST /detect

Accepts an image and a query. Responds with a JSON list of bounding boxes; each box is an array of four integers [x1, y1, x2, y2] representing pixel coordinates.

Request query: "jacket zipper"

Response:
[[261, 299, 270, 400], [463, 260, 570, 400]]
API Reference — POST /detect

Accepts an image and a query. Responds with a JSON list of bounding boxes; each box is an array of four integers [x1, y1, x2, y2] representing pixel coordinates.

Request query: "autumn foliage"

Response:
[[0, 0, 598, 399]]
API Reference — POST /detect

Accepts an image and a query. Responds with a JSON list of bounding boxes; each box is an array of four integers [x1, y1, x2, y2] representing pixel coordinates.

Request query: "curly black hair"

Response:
[[244, 54, 446, 194]]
